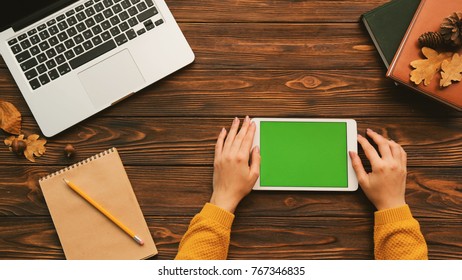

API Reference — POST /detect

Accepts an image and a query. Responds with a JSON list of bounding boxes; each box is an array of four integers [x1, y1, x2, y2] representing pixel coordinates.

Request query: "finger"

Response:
[[249, 146, 261, 182], [223, 117, 240, 152], [215, 127, 227, 156], [389, 140, 402, 160], [401, 146, 407, 171], [357, 134, 381, 163], [366, 129, 392, 159], [349, 151, 369, 188], [239, 120, 256, 154], [231, 116, 251, 153]]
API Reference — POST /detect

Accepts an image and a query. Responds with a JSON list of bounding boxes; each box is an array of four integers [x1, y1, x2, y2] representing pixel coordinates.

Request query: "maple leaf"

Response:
[[0, 99, 22, 135], [24, 134, 46, 162], [410, 47, 453, 86], [440, 53, 462, 87]]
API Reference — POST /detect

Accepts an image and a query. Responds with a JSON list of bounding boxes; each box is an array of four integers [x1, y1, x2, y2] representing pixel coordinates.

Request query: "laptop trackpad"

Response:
[[78, 49, 145, 108]]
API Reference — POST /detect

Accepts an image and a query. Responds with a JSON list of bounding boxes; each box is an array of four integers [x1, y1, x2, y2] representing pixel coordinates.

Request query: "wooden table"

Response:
[[1, 0, 461, 260]]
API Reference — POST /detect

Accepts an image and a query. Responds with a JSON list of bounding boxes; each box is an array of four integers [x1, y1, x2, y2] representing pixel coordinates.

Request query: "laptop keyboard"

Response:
[[7, 0, 164, 91]]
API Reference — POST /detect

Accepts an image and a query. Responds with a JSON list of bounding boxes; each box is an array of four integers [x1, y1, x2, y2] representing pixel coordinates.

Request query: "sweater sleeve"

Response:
[[175, 203, 235, 260], [374, 204, 428, 260]]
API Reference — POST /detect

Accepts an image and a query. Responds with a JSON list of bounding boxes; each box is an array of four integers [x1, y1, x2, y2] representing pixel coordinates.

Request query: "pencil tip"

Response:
[[63, 178, 69, 184]]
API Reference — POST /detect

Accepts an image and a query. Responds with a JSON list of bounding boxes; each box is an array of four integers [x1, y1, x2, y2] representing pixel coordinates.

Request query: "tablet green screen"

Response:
[[260, 121, 348, 188]]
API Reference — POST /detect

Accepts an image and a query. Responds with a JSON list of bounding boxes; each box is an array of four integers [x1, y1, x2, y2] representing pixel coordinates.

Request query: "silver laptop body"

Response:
[[0, 0, 194, 137]]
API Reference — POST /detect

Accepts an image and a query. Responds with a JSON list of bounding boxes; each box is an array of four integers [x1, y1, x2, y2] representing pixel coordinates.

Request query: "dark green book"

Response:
[[361, 0, 421, 68]]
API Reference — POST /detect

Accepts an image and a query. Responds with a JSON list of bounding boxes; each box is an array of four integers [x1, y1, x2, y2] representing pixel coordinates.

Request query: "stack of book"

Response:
[[362, 0, 462, 111]]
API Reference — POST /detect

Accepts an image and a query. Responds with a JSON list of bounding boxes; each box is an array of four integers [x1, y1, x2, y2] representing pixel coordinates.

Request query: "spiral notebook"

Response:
[[39, 148, 157, 260]]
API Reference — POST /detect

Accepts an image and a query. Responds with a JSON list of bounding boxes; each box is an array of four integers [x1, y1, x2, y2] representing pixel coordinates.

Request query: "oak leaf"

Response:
[[0, 99, 22, 135], [4, 135, 24, 150], [410, 47, 453, 86], [4, 134, 46, 162], [440, 53, 462, 87], [24, 134, 46, 162]]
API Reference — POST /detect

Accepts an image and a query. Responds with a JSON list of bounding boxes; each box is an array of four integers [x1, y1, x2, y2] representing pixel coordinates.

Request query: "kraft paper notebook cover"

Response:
[[386, 0, 462, 111], [361, 0, 421, 68], [39, 147, 157, 260]]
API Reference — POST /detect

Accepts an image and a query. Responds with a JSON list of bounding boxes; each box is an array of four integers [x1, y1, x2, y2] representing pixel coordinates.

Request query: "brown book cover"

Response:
[[386, 0, 462, 110], [39, 148, 157, 260]]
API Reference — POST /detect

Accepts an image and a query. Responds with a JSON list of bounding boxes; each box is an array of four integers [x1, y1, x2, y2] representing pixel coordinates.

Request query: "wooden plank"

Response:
[[0, 217, 460, 260], [167, 0, 388, 23], [0, 165, 460, 220], [1, 117, 462, 166], [182, 23, 377, 69], [1, 69, 459, 118], [2, 23, 379, 70], [0, 218, 64, 260], [230, 218, 462, 260]]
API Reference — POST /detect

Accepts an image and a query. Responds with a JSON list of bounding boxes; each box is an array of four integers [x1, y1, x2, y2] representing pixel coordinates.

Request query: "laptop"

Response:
[[0, 0, 194, 137]]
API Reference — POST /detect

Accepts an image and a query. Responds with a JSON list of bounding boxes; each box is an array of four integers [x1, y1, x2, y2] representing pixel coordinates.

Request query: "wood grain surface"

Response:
[[0, 0, 461, 260]]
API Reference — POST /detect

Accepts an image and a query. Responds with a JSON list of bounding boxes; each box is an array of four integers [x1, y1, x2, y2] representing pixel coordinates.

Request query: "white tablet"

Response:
[[252, 118, 358, 191]]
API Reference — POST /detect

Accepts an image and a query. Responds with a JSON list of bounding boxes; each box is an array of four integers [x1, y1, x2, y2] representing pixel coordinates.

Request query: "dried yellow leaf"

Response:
[[410, 47, 453, 86], [0, 100, 22, 135], [4, 134, 46, 162], [440, 53, 462, 87], [4, 135, 15, 147], [24, 134, 47, 162], [4, 135, 24, 151]]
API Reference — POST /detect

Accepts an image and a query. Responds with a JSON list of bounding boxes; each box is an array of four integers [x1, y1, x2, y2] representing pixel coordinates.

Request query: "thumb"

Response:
[[349, 151, 368, 188], [249, 146, 261, 181]]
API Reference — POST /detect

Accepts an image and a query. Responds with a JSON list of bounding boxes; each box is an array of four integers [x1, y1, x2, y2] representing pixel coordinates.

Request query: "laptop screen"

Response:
[[0, 0, 78, 32]]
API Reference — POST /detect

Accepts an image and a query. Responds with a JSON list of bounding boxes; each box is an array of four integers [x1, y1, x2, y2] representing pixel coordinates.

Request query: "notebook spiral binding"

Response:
[[39, 147, 116, 182]]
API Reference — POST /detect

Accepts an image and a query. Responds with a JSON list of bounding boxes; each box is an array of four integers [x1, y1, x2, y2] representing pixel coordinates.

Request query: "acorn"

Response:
[[64, 144, 75, 158], [11, 138, 27, 155]]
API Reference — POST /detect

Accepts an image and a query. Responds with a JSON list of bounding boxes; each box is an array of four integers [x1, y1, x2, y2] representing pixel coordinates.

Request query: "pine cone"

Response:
[[418, 31, 445, 49], [440, 12, 462, 47]]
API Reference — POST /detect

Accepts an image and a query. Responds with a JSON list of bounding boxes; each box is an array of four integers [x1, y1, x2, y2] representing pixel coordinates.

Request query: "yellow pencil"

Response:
[[63, 178, 144, 246]]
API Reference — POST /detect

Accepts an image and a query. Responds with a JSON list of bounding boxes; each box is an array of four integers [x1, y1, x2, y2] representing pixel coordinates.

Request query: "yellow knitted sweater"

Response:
[[374, 204, 428, 259], [175, 203, 428, 260]]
